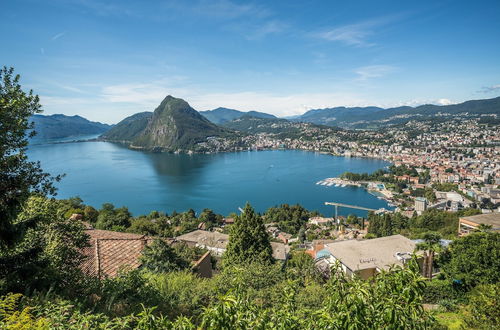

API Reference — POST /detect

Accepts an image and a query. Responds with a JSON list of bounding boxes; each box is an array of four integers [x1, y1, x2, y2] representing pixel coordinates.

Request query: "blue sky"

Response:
[[2, 0, 500, 123]]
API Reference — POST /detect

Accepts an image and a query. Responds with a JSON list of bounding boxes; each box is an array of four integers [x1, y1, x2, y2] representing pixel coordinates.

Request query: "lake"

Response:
[[27, 140, 392, 217]]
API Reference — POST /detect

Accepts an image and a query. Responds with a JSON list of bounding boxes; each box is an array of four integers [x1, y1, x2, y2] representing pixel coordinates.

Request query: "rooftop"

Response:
[[81, 229, 155, 278], [324, 235, 419, 272], [460, 213, 500, 229], [176, 229, 289, 260]]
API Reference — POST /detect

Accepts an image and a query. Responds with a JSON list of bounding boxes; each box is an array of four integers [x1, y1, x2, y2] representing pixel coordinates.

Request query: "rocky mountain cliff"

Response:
[[101, 96, 233, 151]]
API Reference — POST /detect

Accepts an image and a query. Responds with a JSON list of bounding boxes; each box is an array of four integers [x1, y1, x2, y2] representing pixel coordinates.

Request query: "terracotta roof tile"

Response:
[[81, 229, 155, 279]]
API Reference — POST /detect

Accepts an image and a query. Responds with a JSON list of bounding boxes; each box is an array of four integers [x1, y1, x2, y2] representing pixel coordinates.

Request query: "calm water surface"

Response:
[[27, 140, 392, 217]]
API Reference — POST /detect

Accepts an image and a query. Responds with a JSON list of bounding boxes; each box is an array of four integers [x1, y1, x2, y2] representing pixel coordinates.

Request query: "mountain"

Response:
[[101, 96, 234, 151], [199, 107, 276, 124], [294, 97, 500, 128], [100, 112, 152, 141], [30, 114, 111, 141]]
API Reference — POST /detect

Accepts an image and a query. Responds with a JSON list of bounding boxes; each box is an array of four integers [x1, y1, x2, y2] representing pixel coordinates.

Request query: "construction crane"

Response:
[[324, 202, 387, 229]]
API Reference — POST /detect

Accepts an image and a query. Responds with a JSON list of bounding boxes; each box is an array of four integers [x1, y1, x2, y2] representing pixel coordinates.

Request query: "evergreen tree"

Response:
[[224, 203, 273, 266], [0, 67, 60, 246]]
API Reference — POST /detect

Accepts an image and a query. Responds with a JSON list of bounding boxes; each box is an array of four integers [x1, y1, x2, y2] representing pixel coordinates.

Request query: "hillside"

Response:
[[295, 96, 500, 128], [30, 114, 111, 141], [100, 112, 152, 141], [222, 115, 340, 140], [101, 96, 237, 151], [200, 107, 276, 124]]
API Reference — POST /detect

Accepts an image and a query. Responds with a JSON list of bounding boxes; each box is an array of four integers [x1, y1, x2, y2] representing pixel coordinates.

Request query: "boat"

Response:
[[341, 184, 347, 187]]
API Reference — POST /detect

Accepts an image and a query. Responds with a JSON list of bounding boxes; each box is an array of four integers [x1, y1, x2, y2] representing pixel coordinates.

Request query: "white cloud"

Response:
[[98, 81, 366, 117], [478, 84, 500, 93], [317, 23, 374, 46], [435, 98, 454, 106], [314, 15, 403, 47], [191, 0, 270, 20], [354, 65, 396, 81], [51, 32, 65, 41], [246, 20, 288, 40]]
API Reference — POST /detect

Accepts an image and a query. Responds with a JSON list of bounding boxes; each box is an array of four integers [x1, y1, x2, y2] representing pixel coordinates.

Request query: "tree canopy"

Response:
[[0, 67, 60, 246], [224, 203, 274, 266]]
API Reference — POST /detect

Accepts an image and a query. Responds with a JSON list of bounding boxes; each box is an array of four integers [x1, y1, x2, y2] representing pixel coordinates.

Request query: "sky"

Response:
[[1, 0, 500, 124]]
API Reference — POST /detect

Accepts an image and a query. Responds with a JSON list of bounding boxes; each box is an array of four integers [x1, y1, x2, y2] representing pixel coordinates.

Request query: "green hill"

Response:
[[200, 107, 276, 124], [100, 112, 152, 141]]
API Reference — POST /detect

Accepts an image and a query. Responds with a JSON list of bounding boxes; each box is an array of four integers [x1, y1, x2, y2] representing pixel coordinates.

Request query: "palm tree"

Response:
[[416, 232, 442, 279]]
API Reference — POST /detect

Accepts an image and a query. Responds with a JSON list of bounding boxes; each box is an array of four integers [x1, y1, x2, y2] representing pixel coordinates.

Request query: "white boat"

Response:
[[341, 184, 347, 187], [334, 184, 340, 187]]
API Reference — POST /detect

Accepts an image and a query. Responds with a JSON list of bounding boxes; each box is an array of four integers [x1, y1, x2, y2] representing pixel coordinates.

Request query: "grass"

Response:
[[434, 311, 465, 329]]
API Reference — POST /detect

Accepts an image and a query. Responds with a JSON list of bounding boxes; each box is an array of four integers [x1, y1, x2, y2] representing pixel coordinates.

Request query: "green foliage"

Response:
[[140, 239, 189, 273], [264, 204, 319, 235], [441, 232, 500, 288], [367, 212, 408, 237], [224, 203, 274, 266], [147, 271, 216, 319], [0, 196, 89, 294], [462, 283, 500, 329], [95, 203, 132, 231], [422, 279, 465, 305], [0, 67, 61, 247], [340, 164, 418, 183], [0, 293, 49, 329]]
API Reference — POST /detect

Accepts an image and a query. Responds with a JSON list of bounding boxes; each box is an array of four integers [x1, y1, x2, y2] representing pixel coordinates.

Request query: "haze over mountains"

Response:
[[30, 114, 111, 141], [293, 96, 500, 128], [199, 108, 276, 124], [32, 96, 500, 143]]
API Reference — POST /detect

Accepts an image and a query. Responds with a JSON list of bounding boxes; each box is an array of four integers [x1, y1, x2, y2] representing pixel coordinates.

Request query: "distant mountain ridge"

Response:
[[101, 96, 236, 151], [200, 107, 276, 124], [30, 114, 111, 140], [293, 97, 500, 128]]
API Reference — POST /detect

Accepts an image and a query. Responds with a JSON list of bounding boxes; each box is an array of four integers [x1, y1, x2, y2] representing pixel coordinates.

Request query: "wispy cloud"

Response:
[[478, 84, 500, 93], [354, 65, 396, 81], [51, 31, 66, 40], [244, 20, 288, 40], [314, 15, 401, 47], [191, 0, 270, 20]]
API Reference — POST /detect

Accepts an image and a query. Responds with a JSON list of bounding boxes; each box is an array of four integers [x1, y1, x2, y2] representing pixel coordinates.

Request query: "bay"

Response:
[[27, 140, 392, 217]]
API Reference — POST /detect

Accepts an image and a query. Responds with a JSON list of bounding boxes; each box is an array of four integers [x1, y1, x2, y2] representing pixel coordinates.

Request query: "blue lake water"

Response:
[[27, 140, 391, 217]]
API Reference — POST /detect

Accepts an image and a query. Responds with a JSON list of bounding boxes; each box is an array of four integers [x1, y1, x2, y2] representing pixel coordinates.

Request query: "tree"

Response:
[[441, 232, 500, 287], [224, 203, 273, 266], [0, 196, 88, 293], [140, 239, 189, 273], [416, 232, 442, 279], [0, 67, 60, 246], [463, 283, 500, 329], [95, 203, 131, 231]]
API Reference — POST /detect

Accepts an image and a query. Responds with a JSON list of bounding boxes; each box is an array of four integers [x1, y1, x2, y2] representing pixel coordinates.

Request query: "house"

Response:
[[175, 229, 290, 261], [308, 217, 333, 226], [175, 230, 228, 256], [316, 235, 422, 280], [277, 232, 292, 244], [458, 213, 500, 236], [81, 228, 211, 279], [81, 229, 155, 279]]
